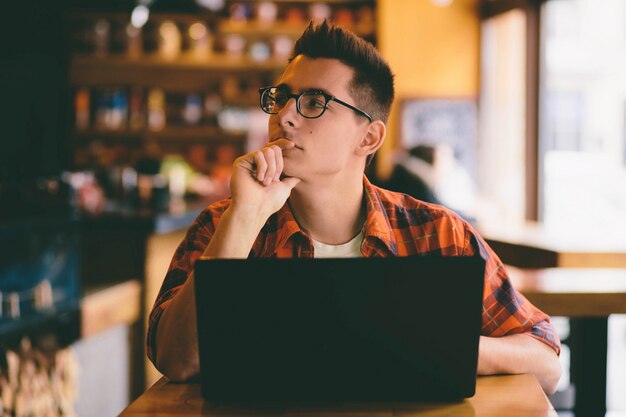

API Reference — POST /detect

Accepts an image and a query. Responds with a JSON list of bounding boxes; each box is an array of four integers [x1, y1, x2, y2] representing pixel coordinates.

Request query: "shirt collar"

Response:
[[259, 175, 399, 257], [361, 175, 399, 255]]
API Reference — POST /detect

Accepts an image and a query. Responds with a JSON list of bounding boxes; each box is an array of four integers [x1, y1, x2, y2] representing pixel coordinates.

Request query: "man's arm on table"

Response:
[[154, 141, 300, 381], [462, 225, 561, 395], [478, 334, 561, 395]]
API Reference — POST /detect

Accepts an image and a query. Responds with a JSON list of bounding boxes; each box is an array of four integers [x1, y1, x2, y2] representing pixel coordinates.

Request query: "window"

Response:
[[540, 0, 626, 232], [478, 9, 527, 226]]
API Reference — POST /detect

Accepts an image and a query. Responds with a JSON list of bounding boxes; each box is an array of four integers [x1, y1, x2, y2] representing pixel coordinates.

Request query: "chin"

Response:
[[282, 162, 306, 181], [281, 166, 299, 179]]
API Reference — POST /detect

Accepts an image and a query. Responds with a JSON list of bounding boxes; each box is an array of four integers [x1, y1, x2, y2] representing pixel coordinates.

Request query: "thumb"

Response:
[[282, 177, 302, 190]]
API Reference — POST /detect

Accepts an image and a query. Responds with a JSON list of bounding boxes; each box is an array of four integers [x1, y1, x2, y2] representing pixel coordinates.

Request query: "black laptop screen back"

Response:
[[194, 256, 485, 402]]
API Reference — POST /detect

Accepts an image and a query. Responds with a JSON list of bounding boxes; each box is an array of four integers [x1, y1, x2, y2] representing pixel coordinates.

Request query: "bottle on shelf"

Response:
[[147, 88, 166, 131], [125, 22, 143, 58], [158, 21, 182, 59], [94, 88, 111, 130], [109, 89, 128, 130], [187, 21, 212, 59], [93, 18, 111, 56], [182, 93, 203, 125], [129, 87, 145, 130], [74, 88, 90, 130], [228, 2, 251, 28]]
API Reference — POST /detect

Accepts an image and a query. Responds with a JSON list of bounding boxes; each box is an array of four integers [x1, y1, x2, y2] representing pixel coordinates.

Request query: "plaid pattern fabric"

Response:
[[147, 176, 560, 365]]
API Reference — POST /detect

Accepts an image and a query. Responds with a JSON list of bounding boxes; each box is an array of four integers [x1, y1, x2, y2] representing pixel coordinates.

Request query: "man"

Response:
[[148, 21, 561, 394]]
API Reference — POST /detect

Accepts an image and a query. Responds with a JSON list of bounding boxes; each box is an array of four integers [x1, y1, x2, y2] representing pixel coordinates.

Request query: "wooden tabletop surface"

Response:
[[507, 265, 626, 317], [118, 374, 556, 417], [479, 221, 626, 268]]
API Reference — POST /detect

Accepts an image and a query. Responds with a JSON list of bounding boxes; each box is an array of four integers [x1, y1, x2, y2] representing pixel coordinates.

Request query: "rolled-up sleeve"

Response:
[[146, 201, 227, 366], [463, 224, 561, 355]]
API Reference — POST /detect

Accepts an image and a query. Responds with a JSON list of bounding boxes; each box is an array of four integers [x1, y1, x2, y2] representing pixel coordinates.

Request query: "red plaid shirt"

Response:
[[147, 176, 560, 365]]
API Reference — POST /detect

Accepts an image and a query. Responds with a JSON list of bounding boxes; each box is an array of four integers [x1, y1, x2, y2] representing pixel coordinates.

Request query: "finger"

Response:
[[272, 145, 283, 183], [267, 138, 296, 150], [253, 150, 267, 182], [262, 148, 276, 186]]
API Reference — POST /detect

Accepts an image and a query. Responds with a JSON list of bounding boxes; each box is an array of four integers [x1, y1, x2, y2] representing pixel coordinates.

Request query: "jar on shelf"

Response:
[[272, 35, 293, 60], [250, 41, 271, 62], [223, 34, 246, 57], [334, 7, 356, 31], [256, 1, 278, 26], [284, 6, 306, 27], [309, 3, 332, 24], [355, 6, 376, 36]]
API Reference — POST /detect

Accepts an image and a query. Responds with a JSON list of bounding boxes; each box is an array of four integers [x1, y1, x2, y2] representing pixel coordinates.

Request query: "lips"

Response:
[[269, 137, 303, 150]]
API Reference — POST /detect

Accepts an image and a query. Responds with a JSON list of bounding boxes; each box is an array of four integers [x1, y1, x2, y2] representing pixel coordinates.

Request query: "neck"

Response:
[[289, 174, 366, 245]]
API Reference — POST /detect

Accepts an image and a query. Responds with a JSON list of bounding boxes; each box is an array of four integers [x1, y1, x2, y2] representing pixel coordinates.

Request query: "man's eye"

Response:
[[274, 93, 289, 105], [304, 97, 325, 109]]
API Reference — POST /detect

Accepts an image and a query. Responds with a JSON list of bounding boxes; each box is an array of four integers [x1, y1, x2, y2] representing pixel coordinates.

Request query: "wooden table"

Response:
[[118, 374, 556, 417], [507, 266, 626, 317], [507, 266, 626, 416], [480, 222, 626, 268]]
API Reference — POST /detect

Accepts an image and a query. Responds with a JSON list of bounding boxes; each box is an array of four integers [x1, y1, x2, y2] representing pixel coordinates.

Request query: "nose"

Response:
[[276, 96, 300, 128]]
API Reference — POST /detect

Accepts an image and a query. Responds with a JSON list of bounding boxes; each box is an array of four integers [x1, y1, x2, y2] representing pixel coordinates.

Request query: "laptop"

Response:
[[194, 256, 485, 403]]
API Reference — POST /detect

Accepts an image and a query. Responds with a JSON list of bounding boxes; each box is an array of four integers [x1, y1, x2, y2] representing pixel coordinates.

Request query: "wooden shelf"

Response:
[[72, 126, 248, 143], [218, 21, 306, 38], [236, 0, 374, 3], [70, 53, 285, 89], [217, 21, 374, 39], [68, 10, 216, 24]]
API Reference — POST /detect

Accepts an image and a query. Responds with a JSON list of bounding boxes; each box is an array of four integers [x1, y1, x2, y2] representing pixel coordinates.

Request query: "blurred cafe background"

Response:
[[0, 0, 625, 416]]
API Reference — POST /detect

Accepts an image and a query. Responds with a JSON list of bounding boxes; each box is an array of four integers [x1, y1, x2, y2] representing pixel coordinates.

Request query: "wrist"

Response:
[[200, 205, 269, 259], [225, 204, 270, 231]]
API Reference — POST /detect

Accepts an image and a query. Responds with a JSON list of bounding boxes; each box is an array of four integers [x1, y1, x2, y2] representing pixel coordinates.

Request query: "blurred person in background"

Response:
[[385, 144, 477, 224]]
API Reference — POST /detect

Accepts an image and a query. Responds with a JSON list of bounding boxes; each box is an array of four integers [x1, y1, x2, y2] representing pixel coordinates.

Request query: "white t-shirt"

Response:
[[311, 227, 365, 258]]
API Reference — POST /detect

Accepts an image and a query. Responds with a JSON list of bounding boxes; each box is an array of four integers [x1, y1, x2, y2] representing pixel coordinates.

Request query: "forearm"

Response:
[[477, 334, 561, 395], [154, 206, 269, 380], [154, 272, 199, 381]]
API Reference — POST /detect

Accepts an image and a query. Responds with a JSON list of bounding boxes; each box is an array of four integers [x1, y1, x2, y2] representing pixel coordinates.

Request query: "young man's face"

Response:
[[268, 55, 371, 182]]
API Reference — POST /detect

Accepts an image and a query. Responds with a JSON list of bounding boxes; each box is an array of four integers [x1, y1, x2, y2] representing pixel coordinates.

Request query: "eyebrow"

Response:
[[275, 83, 333, 97]]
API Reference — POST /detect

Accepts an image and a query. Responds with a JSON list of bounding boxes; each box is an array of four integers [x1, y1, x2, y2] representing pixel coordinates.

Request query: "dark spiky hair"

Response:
[[289, 20, 395, 125]]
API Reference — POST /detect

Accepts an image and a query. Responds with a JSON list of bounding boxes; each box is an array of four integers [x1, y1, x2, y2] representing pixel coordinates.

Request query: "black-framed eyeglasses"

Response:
[[259, 86, 373, 122]]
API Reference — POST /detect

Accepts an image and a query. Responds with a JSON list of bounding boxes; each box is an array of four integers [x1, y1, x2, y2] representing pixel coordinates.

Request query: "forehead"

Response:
[[277, 56, 354, 96]]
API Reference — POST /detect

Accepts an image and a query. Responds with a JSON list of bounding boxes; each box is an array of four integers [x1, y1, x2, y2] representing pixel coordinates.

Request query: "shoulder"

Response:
[[372, 183, 466, 226], [370, 183, 473, 254]]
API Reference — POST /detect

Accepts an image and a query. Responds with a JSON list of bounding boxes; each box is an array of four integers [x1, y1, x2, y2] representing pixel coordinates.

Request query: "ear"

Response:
[[355, 120, 386, 158]]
